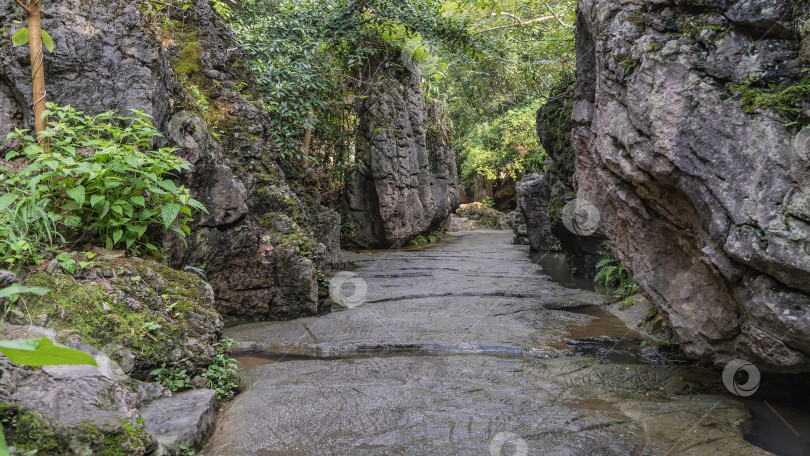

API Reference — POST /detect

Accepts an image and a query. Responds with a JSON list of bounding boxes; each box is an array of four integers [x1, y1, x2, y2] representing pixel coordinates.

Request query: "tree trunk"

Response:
[[27, 0, 48, 149], [301, 107, 313, 168]]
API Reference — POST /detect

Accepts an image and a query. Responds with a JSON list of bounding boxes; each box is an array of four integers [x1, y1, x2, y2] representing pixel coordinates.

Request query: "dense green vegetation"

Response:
[[1, 104, 204, 270], [229, 0, 576, 196], [444, 0, 575, 185]]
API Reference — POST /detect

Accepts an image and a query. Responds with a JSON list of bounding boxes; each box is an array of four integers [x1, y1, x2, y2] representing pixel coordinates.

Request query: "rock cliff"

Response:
[[344, 61, 460, 248], [573, 0, 810, 370], [0, 0, 340, 321], [515, 78, 602, 277]]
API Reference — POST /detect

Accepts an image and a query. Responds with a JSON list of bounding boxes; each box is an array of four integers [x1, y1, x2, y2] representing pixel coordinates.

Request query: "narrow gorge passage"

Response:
[[203, 231, 772, 455]]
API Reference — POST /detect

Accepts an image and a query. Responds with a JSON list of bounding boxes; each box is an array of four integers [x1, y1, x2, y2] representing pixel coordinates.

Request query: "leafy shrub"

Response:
[[1, 104, 206, 267], [458, 98, 546, 183], [203, 338, 241, 400], [0, 178, 62, 268]]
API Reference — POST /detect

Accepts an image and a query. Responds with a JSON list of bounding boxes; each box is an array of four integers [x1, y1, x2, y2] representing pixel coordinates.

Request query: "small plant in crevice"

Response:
[[594, 242, 639, 302], [150, 363, 193, 392], [176, 444, 200, 456], [0, 284, 51, 328], [203, 338, 241, 401]]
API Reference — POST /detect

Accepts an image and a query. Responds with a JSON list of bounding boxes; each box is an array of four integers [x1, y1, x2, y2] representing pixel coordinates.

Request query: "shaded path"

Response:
[[203, 231, 770, 455]]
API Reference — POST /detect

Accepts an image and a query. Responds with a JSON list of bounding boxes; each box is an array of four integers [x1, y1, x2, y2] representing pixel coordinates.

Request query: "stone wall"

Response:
[[573, 0, 810, 371]]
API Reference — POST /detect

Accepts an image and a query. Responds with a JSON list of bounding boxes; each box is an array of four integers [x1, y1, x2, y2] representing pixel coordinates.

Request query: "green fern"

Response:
[[594, 243, 639, 302]]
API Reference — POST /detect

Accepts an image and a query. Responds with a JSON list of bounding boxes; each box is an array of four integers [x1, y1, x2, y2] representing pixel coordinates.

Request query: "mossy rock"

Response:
[[21, 256, 223, 380], [0, 403, 156, 456]]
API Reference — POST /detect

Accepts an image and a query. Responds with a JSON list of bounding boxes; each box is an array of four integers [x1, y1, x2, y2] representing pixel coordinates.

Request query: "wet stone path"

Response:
[[203, 230, 771, 455]]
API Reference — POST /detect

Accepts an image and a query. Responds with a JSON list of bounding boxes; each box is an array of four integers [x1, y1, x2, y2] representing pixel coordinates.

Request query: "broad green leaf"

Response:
[[0, 337, 97, 367], [120, 202, 134, 218], [90, 195, 105, 207], [157, 179, 178, 193], [65, 185, 85, 207], [126, 224, 148, 238], [161, 203, 181, 229], [99, 200, 110, 218], [0, 284, 51, 299], [11, 27, 29, 47], [113, 228, 123, 245], [41, 30, 54, 52], [130, 195, 145, 207]]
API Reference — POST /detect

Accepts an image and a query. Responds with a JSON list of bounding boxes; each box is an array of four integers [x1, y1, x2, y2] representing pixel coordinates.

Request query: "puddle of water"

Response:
[[234, 353, 325, 369], [529, 251, 607, 292], [550, 305, 647, 364], [745, 399, 810, 456]]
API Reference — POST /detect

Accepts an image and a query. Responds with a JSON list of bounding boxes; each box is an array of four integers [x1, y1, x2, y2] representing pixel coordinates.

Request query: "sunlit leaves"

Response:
[[11, 27, 29, 46]]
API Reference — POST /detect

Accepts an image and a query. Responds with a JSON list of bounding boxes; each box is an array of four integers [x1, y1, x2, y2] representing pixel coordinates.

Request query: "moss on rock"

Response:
[[22, 256, 223, 380], [0, 403, 156, 456]]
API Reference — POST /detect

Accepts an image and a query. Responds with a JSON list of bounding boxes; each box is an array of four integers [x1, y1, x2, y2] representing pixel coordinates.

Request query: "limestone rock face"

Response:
[[573, 0, 810, 370], [515, 80, 602, 277], [0, 0, 340, 320], [345, 64, 460, 248]]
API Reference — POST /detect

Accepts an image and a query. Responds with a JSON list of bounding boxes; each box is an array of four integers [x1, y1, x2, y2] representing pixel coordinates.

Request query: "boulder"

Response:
[[141, 389, 218, 454], [344, 61, 460, 248], [16, 256, 223, 379], [573, 0, 810, 370], [0, 355, 157, 455]]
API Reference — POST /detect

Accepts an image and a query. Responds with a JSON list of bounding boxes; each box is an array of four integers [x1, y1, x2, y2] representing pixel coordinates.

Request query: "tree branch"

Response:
[[474, 15, 556, 34], [13, 0, 31, 14], [543, 1, 567, 27]]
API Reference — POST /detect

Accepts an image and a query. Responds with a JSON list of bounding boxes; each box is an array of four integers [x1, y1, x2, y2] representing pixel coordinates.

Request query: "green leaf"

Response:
[[65, 185, 85, 207], [130, 195, 145, 207], [157, 179, 178, 194], [126, 224, 148, 238], [41, 30, 54, 52], [99, 200, 110, 218], [11, 27, 29, 47], [0, 194, 19, 211], [0, 422, 9, 456], [161, 203, 181, 229], [90, 194, 105, 207], [62, 215, 82, 228], [0, 337, 97, 367], [0, 284, 51, 299], [113, 229, 123, 245]]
